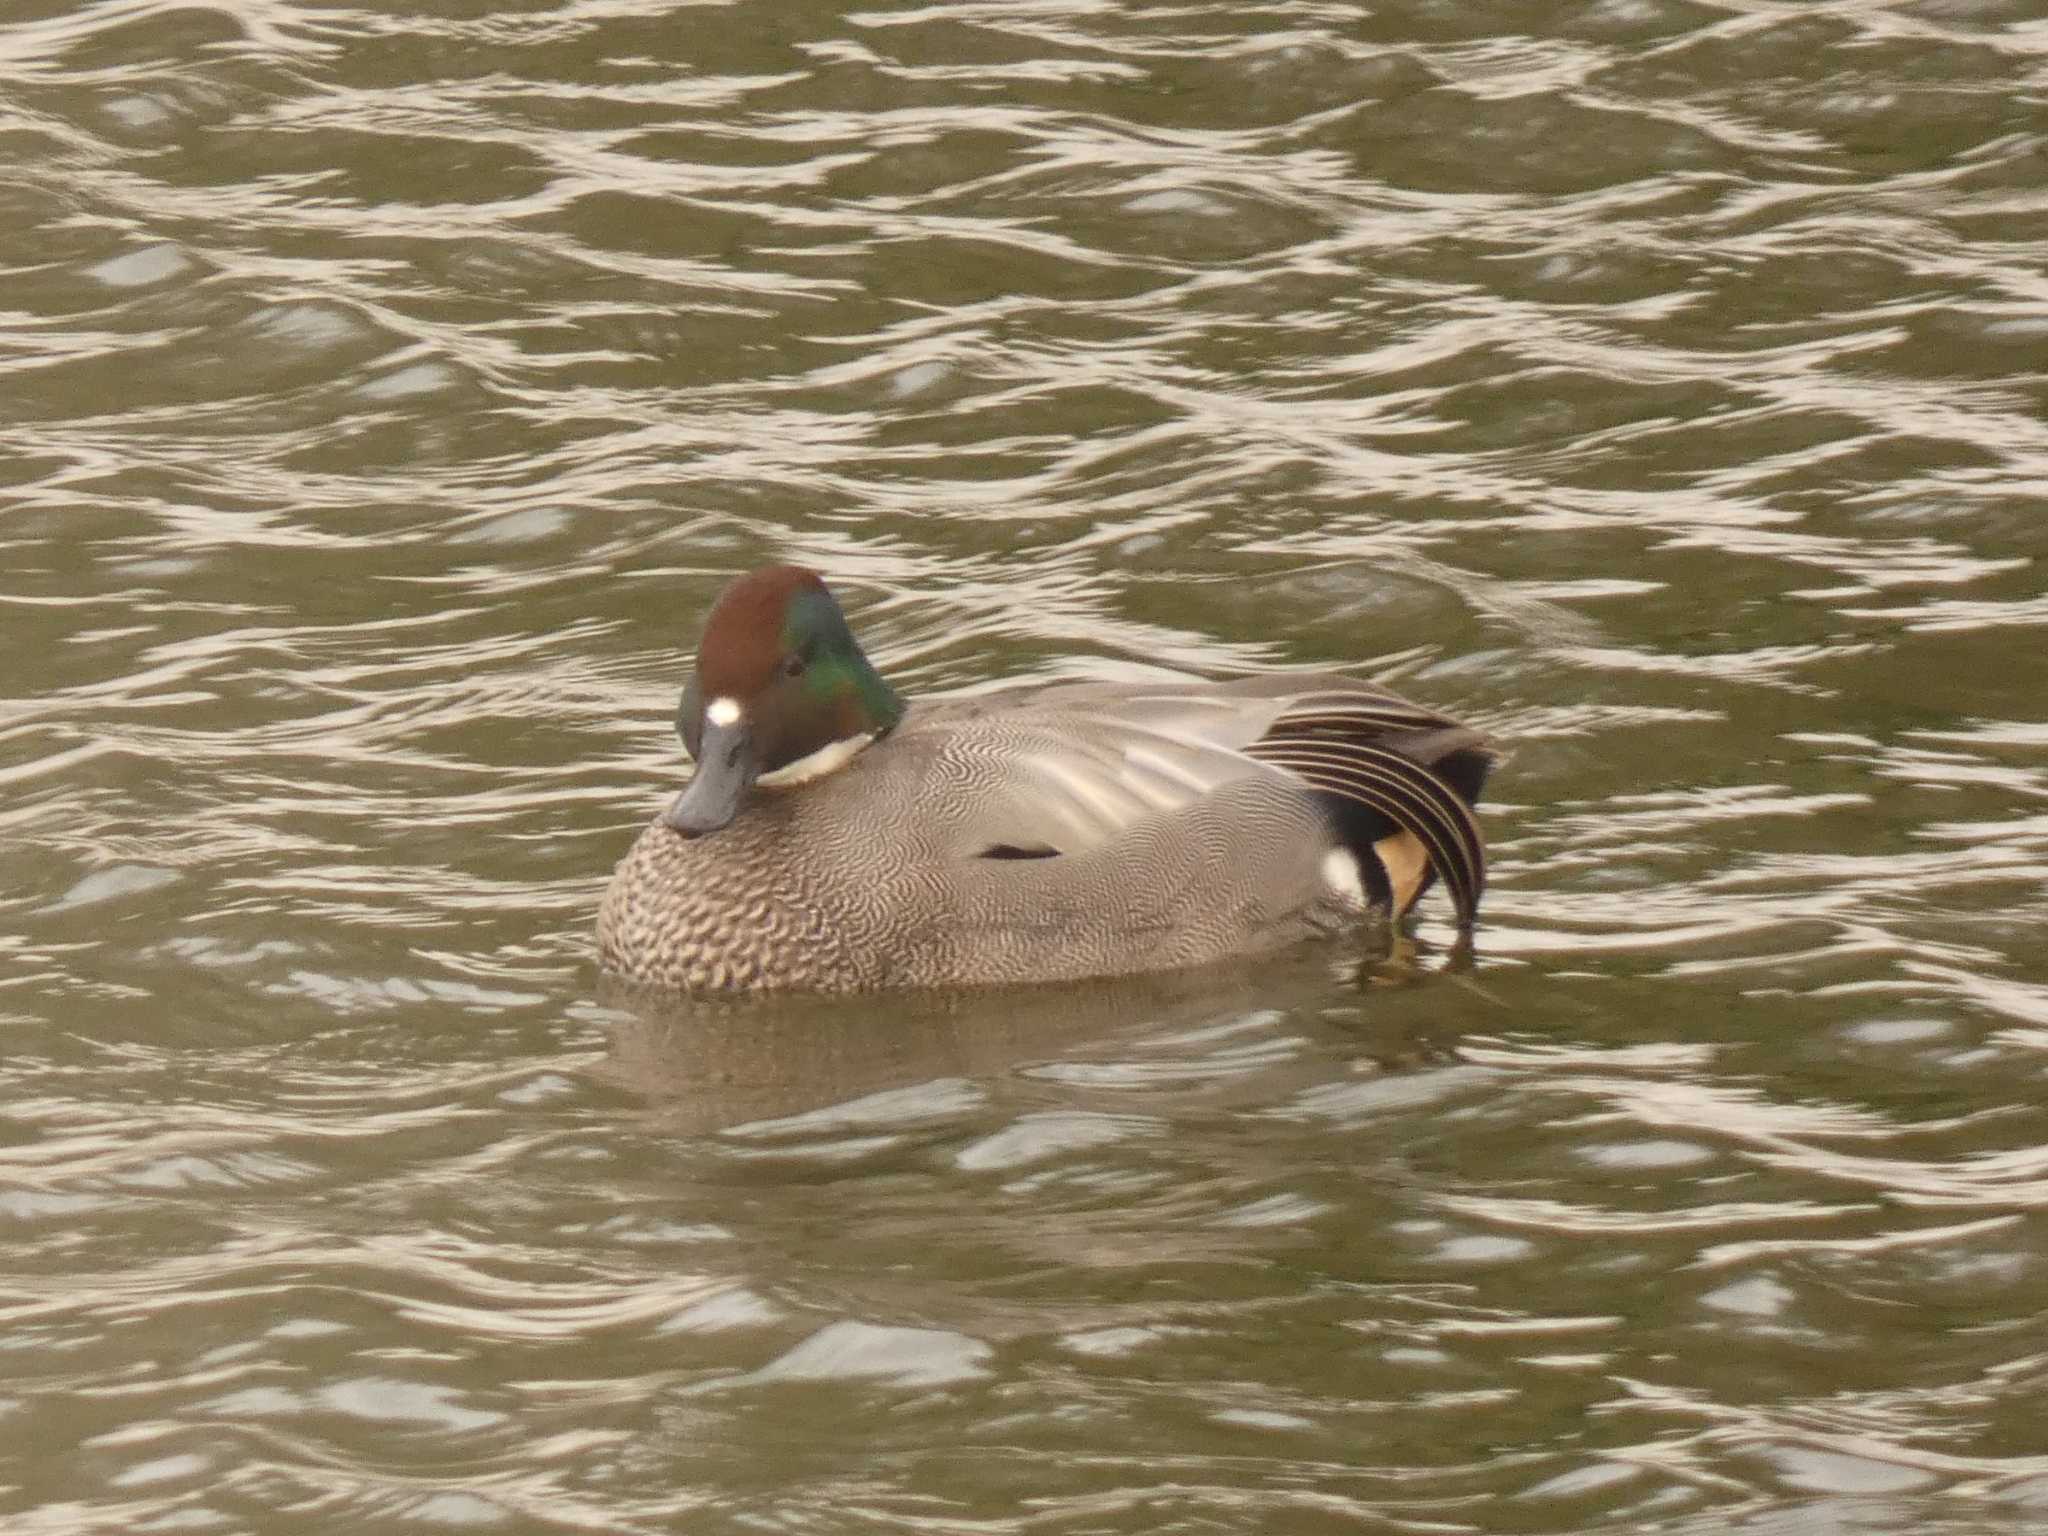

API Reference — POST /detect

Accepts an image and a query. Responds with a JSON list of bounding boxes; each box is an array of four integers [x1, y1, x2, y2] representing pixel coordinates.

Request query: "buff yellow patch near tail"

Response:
[[1373, 830, 1431, 916]]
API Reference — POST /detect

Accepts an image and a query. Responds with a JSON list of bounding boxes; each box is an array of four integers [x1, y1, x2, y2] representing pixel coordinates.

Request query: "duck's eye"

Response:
[[783, 650, 808, 679]]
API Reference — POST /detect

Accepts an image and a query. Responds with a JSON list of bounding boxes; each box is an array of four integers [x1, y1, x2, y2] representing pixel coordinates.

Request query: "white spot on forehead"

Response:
[[706, 696, 743, 728]]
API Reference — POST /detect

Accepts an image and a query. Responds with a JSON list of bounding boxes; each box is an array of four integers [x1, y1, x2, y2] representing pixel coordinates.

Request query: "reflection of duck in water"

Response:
[[600, 565, 1494, 993], [592, 948, 1470, 1138]]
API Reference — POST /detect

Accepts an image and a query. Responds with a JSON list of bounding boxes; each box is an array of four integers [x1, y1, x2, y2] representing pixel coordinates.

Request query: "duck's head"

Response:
[[663, 565, 905, 836]]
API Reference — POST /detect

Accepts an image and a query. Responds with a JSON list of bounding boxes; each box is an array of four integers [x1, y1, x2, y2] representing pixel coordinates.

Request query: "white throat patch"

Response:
[[757, 732, 876, 788]]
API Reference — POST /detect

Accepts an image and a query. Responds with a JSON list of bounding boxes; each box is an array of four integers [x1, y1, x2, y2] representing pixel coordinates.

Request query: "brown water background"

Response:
[[3, 1, 2047, 1531]]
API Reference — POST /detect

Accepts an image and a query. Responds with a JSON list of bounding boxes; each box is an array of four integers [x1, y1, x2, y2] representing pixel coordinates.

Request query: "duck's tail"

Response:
[[1248, 692, 1496, 928]]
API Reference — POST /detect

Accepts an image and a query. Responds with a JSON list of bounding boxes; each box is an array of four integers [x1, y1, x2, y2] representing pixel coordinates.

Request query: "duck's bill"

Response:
[[662, 716, 756, 835]]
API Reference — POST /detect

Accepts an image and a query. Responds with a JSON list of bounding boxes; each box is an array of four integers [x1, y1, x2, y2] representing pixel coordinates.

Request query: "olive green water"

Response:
[[4, 1, 2047, 1531]]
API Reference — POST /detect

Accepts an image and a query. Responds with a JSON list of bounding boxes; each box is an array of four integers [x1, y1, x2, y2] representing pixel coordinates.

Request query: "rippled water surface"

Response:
[[5, 0, 2048, 1530]]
